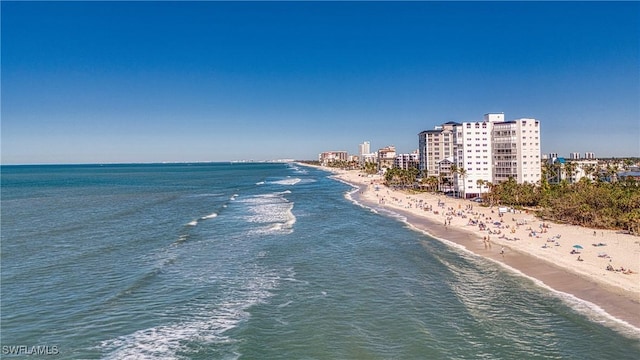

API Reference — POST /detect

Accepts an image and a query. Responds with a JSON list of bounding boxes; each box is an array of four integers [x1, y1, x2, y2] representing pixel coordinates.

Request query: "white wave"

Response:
[[189, 193, 222, 198], [201, 212, 218, 220], [174, 235, 189, 245], [240, 192, 296, 235], [270, 177, 301, 186], [187, 220, 198, 226], [382, 203, 640, 338], [100, 269, 280, 359], [277, 300, 293, 308], [230, 194, 239, 200], [256, 181, 265, 185], [287, 163, 309, 174]]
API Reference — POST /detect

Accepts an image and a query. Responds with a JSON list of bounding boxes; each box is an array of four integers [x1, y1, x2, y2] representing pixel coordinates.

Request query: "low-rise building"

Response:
[[394, 151, 419, 170], [318, 151, 348, 166], [377, 146, 396, 170]]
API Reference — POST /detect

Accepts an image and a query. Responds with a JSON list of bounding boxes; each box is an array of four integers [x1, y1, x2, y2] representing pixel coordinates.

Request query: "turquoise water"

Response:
[[1, 163, 638, 359]]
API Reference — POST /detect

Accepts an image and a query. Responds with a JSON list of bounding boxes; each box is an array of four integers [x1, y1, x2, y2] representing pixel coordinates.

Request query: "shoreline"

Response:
[[300, 164, 640, 333]]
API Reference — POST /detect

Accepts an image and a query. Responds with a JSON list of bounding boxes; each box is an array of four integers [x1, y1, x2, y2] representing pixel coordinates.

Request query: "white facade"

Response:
[[377, 145, 396, 170], [318, 151, 348, 165], [420, 112, 542, 198], [570, 152, 581, 160], [358, 141, 371, 165], [566, 159, 599, 183], [394, 151, 419, 170], [361, 153, 378, 164], [358, 141, 370, 157], [492, 118, 541, 184], [418, 121, 458, 176], [454, 115, 496, 197]]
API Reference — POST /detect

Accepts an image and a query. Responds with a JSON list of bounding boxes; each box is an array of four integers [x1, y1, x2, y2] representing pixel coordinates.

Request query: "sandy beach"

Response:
[[306, 165, 640, 330]]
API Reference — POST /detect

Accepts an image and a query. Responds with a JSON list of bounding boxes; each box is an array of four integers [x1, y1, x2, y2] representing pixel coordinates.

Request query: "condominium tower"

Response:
[[418, 121, 458, 177], [419, 113, 541, 198]]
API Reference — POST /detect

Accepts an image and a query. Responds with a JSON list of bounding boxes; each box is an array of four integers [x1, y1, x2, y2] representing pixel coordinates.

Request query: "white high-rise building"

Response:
[[492, 118, 541, 185], [453, 113, 503, 198], [358, 141, 370, 156], [418, 121, 458, 176], [359, 141, 377, 166], [420, 113, 541, 198], [570, 152, 581, 160]]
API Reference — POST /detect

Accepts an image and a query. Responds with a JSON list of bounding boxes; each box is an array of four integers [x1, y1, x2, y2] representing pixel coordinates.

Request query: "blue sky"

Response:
[[2, 1, 638, 164]]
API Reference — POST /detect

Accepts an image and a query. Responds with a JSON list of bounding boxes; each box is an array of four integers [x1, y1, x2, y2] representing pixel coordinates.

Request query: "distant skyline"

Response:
[[2, 1, 639, 164]]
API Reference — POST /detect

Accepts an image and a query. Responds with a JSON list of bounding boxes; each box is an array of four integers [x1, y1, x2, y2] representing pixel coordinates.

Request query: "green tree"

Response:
[[458, 167, 467, 199]]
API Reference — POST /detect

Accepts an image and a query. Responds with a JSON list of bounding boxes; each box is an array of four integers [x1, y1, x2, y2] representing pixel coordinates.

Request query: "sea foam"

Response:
[[240, 192, 296, 235], [100, 267, 280, 359], [201, 213, 218, 220], [271, 178, 301, 186]]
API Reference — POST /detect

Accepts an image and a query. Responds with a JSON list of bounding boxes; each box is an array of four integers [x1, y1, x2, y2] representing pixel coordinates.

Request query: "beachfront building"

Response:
[[359, 140, 378, 167], [377, 145, 396, 171], [418, 121, 458, 177], [419, 113, 542, 198], [361, 152, 378, 165], [318, 151, 348, 166], [358, 141, 370, 157], [453, 113, 503, 198], [394, 151, 420, 171], [492, 117, 541, 185]]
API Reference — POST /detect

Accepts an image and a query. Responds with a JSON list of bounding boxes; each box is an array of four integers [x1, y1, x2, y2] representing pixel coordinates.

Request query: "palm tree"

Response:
[[424, 176, 439, 192], [449, 164, 458, 197], [438, 172, 447, 193], [606, 163, 619, 183], [582, 164, 596, 183], [408, 167, 420, 189], [564, 161, 577, 184], [476, 179, 485, 200], [485, 182, 496, 206], [542, 161, 560, 184], [458, 167, 467, 199]]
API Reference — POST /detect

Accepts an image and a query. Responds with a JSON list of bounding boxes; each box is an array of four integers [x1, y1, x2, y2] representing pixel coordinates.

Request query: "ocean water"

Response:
[[1, 163, 638, 359]]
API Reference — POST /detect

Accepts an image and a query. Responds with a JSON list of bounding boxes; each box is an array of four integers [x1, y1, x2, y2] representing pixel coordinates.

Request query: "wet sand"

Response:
[[344, 178, 640, 330]]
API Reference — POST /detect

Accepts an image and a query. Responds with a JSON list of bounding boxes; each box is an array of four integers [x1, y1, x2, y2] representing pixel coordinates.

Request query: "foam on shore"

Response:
[[314, 165, 640, 334]]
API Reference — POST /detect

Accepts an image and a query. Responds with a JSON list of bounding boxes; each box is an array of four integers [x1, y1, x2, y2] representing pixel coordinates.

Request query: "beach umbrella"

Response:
[[573, 245, 583, 249]]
